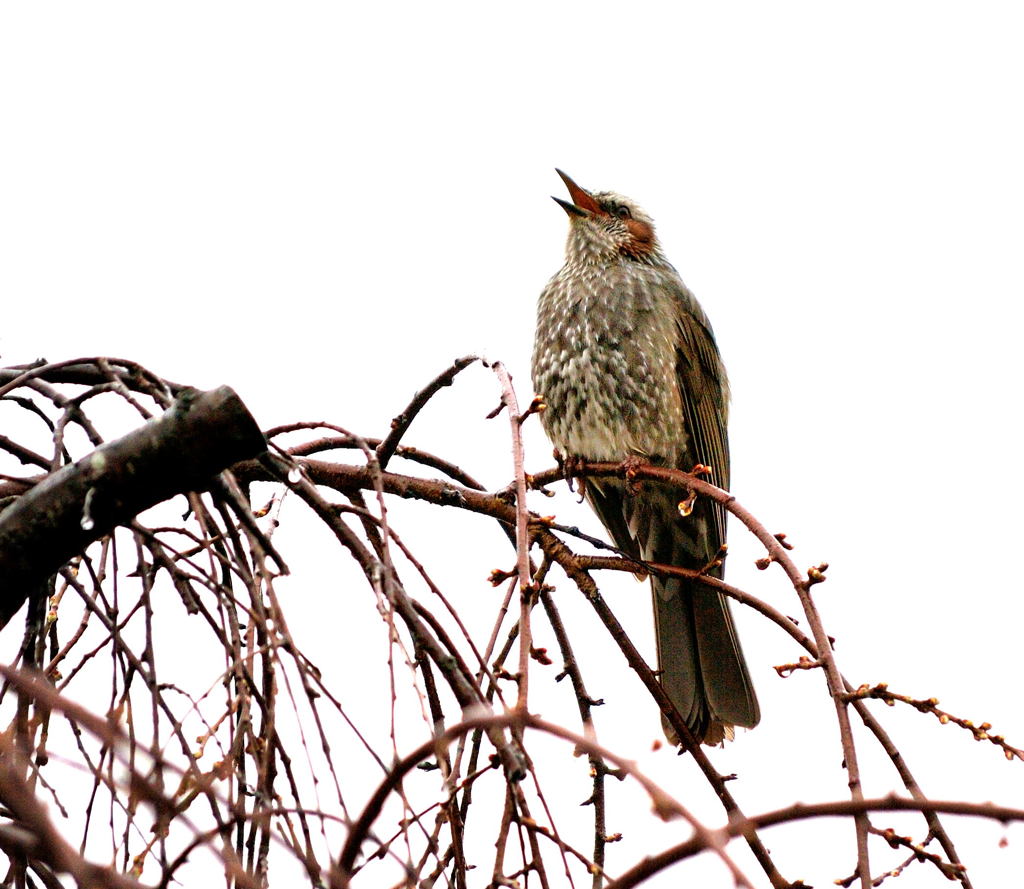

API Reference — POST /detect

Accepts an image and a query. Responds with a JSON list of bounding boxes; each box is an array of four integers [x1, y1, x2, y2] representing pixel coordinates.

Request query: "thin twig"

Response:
[[375, 355, 480, 469]]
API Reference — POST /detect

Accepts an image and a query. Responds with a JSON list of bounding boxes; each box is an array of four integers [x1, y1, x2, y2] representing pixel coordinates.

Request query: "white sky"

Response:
[[2, 3, 1024, 887]]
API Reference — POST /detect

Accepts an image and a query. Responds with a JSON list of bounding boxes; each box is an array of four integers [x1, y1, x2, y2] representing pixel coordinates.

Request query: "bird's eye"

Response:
[[615, 205, 632, 219]]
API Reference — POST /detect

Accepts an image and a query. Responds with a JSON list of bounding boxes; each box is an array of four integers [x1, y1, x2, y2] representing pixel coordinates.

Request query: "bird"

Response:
[[531, 169, 759, 745]]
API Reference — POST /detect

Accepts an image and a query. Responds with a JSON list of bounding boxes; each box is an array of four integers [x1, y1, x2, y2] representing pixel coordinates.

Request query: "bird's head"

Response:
[[552, 169, 662, 264]]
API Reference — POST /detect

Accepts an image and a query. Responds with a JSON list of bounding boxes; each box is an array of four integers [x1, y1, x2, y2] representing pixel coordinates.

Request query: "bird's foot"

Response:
[[620, 455, 651, 494], [620, 455, 649, 469], [555, 450, 583, 493]]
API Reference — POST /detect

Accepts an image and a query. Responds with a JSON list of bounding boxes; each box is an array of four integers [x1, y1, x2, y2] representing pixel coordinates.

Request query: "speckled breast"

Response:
[[532, 262, 687, 463]]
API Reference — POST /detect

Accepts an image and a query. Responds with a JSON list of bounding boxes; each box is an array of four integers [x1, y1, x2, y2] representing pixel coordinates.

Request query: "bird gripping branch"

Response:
[[532, 169, 760, 745]]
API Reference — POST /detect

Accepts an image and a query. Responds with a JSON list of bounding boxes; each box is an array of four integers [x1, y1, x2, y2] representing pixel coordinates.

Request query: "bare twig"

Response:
[[375, 355, 480, 469]]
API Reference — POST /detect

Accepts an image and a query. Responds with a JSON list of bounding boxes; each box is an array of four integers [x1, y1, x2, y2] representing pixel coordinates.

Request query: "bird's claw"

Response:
[[555, 450, 584, 493]]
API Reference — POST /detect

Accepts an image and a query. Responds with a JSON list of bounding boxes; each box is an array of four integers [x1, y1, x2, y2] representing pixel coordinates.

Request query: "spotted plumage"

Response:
[[532, 170, 759, 745]]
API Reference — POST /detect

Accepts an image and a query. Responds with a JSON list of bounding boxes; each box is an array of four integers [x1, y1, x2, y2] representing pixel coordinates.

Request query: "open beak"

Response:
[[552, 168, 602, 217]]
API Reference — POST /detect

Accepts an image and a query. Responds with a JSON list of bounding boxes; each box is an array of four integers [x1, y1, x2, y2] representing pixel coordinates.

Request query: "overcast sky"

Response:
[[2, 3, 1023, 886]]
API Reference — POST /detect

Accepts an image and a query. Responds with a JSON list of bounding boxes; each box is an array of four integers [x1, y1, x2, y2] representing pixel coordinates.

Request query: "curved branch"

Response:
[[375, 355, 480, 469], [0, 357, 181, 401], [606, 796, 1022, 889], [537, 460, 872, 885], [334, 711, 753, 889]]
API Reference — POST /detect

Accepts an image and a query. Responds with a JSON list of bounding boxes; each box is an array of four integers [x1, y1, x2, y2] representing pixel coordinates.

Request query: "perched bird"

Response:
[[532, 169, 759, 745]]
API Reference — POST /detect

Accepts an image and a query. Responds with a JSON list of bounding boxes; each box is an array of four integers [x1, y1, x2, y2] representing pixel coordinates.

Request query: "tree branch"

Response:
[[0, 386, 267, 627]]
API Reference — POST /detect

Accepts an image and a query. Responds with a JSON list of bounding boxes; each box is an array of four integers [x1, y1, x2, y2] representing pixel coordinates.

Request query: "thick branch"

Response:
[[0, 386, 267, 626]]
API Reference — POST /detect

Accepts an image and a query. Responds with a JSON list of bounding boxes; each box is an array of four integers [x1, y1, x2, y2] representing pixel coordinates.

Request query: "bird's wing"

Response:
[[672, 289, 731, 553], [668, 282, 759, 734]]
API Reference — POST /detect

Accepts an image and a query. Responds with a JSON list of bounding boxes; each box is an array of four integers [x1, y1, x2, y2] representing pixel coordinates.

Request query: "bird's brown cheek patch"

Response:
[[622, 218, 655, 257]]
